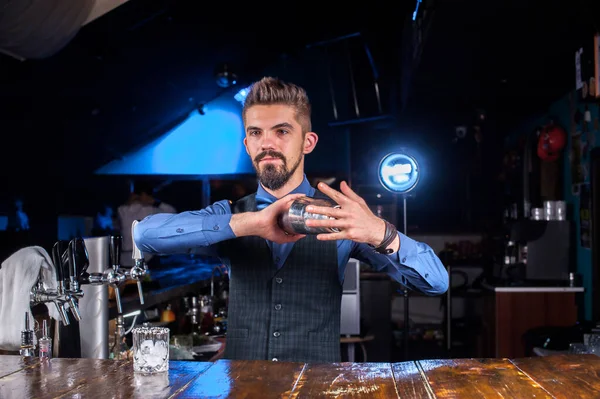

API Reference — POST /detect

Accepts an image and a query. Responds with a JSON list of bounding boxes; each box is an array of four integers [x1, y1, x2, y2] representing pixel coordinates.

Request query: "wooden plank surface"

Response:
[[418, 358, 553, 398], [0, 358, 128, 399], [0, 355, 39, 379], [1, 354, 600, 398], [289, 362, 400, 398], [391, 361, 436, 398], [177, 359, 304, 399], [62, 360, 211, 399], [512, 354, 600, 398]]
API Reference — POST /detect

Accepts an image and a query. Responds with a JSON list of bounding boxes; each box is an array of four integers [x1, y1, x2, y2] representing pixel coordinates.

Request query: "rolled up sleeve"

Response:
[[134, 200, 235, 255]]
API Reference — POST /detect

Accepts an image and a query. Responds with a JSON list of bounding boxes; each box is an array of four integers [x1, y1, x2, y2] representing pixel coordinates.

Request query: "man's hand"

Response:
[[230, 194, 306, 244], [305, 181, 400, 252]]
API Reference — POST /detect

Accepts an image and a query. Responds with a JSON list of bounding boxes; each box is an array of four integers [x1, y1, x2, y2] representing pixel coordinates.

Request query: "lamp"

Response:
[[378, 150, 420, 361], [378, 151, 420, 235]]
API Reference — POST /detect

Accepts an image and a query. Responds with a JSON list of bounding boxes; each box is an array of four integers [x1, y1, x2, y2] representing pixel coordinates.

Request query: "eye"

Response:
[[277, 129, 289, 135], [249, 130, 261, 136]]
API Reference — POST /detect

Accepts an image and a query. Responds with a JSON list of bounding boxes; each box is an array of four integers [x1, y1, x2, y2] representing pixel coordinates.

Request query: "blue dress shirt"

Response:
[[134, 176, 448, 295]]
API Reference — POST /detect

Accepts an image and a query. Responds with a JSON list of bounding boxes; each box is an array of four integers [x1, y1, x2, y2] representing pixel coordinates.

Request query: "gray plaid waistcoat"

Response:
[[218, 192, 341, 363]]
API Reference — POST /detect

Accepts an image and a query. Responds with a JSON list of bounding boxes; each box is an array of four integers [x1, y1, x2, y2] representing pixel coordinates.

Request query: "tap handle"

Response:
[[57, 241, 71, 286], [109, 235, 122, 270], [51, 242, 63, 282], [131, 221, 143, 261], [70, 237, 90, 278]]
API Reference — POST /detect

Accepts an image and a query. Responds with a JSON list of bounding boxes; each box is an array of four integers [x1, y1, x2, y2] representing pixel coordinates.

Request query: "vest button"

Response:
[[274, 304, 282, 310], [273, 331, 281, 337], [275, 277, 283, 284], [272, 358, 278, 362]]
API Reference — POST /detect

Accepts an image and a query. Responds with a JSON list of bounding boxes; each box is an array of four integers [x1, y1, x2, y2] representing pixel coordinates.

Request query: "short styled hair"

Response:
[[242, 77, 312, 133]]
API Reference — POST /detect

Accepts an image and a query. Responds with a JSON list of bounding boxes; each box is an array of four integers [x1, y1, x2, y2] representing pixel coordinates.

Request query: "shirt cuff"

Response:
[[391, 232, 417, 265]]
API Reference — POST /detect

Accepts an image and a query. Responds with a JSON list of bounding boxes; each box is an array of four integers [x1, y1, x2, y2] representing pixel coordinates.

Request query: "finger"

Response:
[[317, 182, 350, 205], [304, 205, 346, 218], [270, 194, 305, 210], [340, 181, 364, 203], [316, 232, 346, 241], [305, 217, 346, 229]]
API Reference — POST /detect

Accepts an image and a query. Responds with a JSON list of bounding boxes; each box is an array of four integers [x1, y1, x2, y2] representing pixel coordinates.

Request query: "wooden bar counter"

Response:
[[1, 354, 600, 398]]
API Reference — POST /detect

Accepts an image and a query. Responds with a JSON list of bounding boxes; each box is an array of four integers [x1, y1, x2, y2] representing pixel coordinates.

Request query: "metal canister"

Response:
[[278, 196, 341, 235]]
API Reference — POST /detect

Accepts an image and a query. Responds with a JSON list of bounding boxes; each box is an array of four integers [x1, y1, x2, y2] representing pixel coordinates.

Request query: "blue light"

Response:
[[378, 152, 420, 194], [234, 86, 252, 104], [412, 0, 421, 21], [95, 95, 254, 175]]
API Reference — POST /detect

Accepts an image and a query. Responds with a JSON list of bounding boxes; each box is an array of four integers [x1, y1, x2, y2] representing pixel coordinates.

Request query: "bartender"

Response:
[[134, 77, 448, 363]]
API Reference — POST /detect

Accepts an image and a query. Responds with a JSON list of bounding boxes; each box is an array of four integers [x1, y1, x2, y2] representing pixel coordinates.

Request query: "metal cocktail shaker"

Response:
[[278, 196, 341, 235]]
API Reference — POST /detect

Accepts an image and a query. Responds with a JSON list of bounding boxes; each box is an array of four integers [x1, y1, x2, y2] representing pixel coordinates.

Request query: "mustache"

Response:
[[255, 150, 285, 163]]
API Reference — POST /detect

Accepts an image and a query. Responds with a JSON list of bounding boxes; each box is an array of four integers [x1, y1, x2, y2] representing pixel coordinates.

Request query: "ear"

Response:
[[243, 136, 250, 156], [303, 132, 318, 154]]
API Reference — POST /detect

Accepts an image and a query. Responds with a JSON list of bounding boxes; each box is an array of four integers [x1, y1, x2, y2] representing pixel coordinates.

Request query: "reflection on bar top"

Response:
[[494, 287, 585, 292]]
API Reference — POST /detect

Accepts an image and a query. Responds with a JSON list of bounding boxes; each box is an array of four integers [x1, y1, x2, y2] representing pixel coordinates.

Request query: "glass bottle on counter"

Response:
[[109, 315, 129, 360], [38, 319, 52, 361]]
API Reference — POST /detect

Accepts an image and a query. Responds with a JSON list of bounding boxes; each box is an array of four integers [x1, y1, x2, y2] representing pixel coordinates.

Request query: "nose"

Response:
[[260, 131, 277, 151]]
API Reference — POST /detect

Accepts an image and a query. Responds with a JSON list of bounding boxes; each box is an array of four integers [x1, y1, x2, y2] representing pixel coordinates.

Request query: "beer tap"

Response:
[[130, 220, 147, 305], [64, 237, 88, 322], [104, 235, 126, 314], [30, 240, 81, 326], [50, 241, 70, 325], [77, 231, 147, 315]]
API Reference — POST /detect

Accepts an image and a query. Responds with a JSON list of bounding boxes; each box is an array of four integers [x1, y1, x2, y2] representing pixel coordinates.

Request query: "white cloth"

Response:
[[0, 246, 61, 351]]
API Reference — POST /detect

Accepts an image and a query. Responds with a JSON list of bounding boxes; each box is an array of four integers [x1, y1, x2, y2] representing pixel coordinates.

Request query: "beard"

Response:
[[254, 150, 302, 190]]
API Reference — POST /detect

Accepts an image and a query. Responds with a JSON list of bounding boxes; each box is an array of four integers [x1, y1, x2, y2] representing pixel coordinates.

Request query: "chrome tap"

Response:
[[129, 220, 148, 305], [104, 235, 126, 314], [77, 226, 147, 315], [30, 239, 87, 326]]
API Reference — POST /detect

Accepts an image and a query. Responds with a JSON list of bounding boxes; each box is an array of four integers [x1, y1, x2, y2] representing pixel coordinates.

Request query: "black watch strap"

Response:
[[369, 220, 398, 254]]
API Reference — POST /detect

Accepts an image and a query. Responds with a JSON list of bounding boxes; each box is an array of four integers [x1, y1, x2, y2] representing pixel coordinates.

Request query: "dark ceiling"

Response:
[[0, 0, 413, 176], [0, 0, 599, 177]]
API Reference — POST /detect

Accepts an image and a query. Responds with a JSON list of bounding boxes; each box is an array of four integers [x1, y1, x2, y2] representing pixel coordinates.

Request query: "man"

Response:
[[134, 77, 448, 363]]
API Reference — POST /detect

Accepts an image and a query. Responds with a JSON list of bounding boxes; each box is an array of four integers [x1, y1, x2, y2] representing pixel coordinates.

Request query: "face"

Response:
[[243, 104, 317, 191]]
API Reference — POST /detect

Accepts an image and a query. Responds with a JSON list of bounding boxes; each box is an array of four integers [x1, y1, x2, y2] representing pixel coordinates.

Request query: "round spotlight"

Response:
[[214, 63, 238, 88], [378, 152, 420, 194]]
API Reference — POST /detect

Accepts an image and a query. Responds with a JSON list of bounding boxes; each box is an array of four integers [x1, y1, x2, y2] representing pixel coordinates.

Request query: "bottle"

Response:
[[109, 315, 126, 360], [19, 312, 35, 357], [161, 304, 176, 323], [39, 319, 52, 361]]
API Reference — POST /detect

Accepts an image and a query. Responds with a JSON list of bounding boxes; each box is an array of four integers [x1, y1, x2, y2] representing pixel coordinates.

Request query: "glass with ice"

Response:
[[132, 326, 170, 373]]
